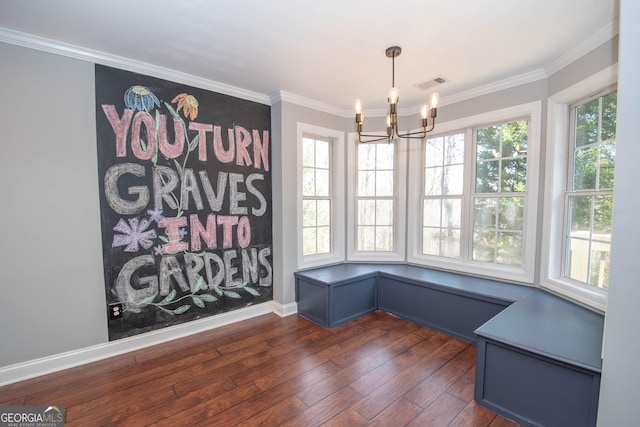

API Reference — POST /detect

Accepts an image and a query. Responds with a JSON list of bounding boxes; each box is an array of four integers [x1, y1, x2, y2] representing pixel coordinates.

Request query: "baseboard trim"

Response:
[[0, 301, 297, 386], [273, 301, 298, 317]]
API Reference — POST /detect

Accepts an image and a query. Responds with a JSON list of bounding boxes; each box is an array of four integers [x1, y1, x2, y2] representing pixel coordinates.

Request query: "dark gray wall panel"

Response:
[[378, 276, 507, 342]]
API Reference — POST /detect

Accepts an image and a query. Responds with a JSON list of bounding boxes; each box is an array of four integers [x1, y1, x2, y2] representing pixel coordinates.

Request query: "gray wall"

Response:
[[0, 42, 107, 365], [271, 100, 350, 306]]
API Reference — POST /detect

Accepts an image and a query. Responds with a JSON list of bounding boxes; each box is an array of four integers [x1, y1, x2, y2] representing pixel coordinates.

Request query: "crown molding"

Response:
[[271, 91, 350, 117], [440, 69, 549, 106], [0, 27, 271, 105], [545, 20, 619, 77]]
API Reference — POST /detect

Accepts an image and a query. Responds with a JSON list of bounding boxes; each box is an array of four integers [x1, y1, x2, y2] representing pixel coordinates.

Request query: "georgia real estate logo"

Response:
[[0, 406, 64, 427]]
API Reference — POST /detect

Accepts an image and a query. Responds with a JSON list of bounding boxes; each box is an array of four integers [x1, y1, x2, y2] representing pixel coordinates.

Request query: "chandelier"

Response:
[[355, 46, 439, 143]]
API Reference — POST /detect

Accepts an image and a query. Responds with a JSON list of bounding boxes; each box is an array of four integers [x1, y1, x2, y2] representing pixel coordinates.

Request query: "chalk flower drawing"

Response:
[[112, 217, 157, 252], [147, 208, 165, 223], [124, 85, 160, 112], [172, 93, 199, 120]]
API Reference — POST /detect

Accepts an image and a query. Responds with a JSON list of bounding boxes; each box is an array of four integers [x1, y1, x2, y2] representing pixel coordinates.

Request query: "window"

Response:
[[348, 134, 407, 262], [356, 142, 395, 251], [473, 120, 528, 265], [564, 90, 617, 289], [422, 133, 465, 258], [302, 136, 331, 256], [297, 123, 345, 268], [408, 102, 541, 283], [541, 64, 617, 311]]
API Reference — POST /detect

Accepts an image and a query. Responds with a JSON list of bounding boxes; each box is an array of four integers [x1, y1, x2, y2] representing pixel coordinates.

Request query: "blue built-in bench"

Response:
[[294, 263, 604, 427]]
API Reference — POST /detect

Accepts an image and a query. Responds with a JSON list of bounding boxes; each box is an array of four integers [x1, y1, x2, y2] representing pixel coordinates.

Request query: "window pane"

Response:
[[444, 134, 465, 165], [302, 228, 316, 256], [590, 245, 610, 289], [376, 144, 394, 169], [316, 169, 329, 197], [358, 226, 375, 251], [501, 120, 528, 158], [426, 137, 444, 167], [497, 232, 522, 265], [425, 166, 443, 196], [423, 199, 441, 227], [358, 144, 376, 169], [317, 200, 331, 227], [317, 226, 331, 253], [575, 98, 599, 147], [476, 160, 499, 193], [600, 143, 615, 189], [358, 199, 376, 225], [358, 171, 375, 196], [567, 237, 590, 283], [302, 167, 315, 196], [441, 229, 461, 258], [423, 227, 441, 256], [376, 200, 393, 225], [443, 164, 463, 195], [474, 198, 497, 229], [302, 200, 316, 227], [443, 198, 461, 229], [477, 126, 500, 160], [315, 140, 329, 168], [574, 146, 598, 190], [499, 197, 524, 230], [375, 226, 393, 250], [501, 158, 527, 192], [601, 91, 617, 143], [593, 195, 613, 235], [473, 231, 495, 262], [376, 170, 394, 196], [302, 137, 314, 167], [569, 195, 591, 234]]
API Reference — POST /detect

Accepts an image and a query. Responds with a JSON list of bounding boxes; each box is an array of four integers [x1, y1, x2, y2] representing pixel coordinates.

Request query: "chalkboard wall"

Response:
[[95, 65, 273, 340]]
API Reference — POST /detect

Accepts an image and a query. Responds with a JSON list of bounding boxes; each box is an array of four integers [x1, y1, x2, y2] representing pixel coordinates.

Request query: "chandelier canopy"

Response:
[[355, 46, 439, 143]]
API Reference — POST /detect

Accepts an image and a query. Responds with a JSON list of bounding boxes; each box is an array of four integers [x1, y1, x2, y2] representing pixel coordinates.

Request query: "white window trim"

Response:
[[347, 132, 407, 262], [297, 123, 346, 269], [407, 101, 542, 284], [541, 65, 618, 312]]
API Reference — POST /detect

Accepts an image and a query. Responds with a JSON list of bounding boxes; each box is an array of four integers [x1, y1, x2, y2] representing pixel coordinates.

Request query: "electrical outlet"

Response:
[[109, 303, 123, 320]]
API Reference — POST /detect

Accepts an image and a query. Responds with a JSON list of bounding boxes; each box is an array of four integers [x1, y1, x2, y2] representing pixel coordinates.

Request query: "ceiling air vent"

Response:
[[415, 76, 446, 90]]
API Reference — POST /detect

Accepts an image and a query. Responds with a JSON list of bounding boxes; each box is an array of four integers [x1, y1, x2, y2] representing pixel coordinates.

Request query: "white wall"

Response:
[[597, 1, 640, 425]]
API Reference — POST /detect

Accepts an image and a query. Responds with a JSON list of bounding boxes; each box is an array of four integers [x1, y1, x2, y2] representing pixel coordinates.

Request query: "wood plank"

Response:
[[366, 397, 424, 427], [406, 392, 467, 426]]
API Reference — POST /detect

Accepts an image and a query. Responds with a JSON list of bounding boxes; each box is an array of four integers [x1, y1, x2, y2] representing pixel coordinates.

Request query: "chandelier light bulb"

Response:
[[389, 87, 399, 105], [421, 105, 428, 120], [355, 99, 362, 114], [430, 92, 440, 109]]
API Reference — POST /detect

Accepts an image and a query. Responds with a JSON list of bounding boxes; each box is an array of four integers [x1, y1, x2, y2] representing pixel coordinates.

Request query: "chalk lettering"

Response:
[[159, 255, 190, 295], [158, 114, 185, 159], [104, 163, 149, 215], [102, 105, 133, 158], [115, 255, 157, 304], [158, 217, 188, 254], [131, 111, 156, 160]]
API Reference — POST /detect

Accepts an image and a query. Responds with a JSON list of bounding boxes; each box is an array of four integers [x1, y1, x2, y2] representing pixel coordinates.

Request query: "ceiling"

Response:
[[0, 0, 619, 112]]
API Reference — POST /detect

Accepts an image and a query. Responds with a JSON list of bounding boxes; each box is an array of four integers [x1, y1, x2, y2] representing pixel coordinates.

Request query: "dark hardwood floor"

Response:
[[0, 311, 521, 426]]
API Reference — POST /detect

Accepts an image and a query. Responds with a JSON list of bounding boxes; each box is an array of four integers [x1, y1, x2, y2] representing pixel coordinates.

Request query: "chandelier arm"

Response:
[[357, 132, 392, 143], [395, 122, 436, 139]]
